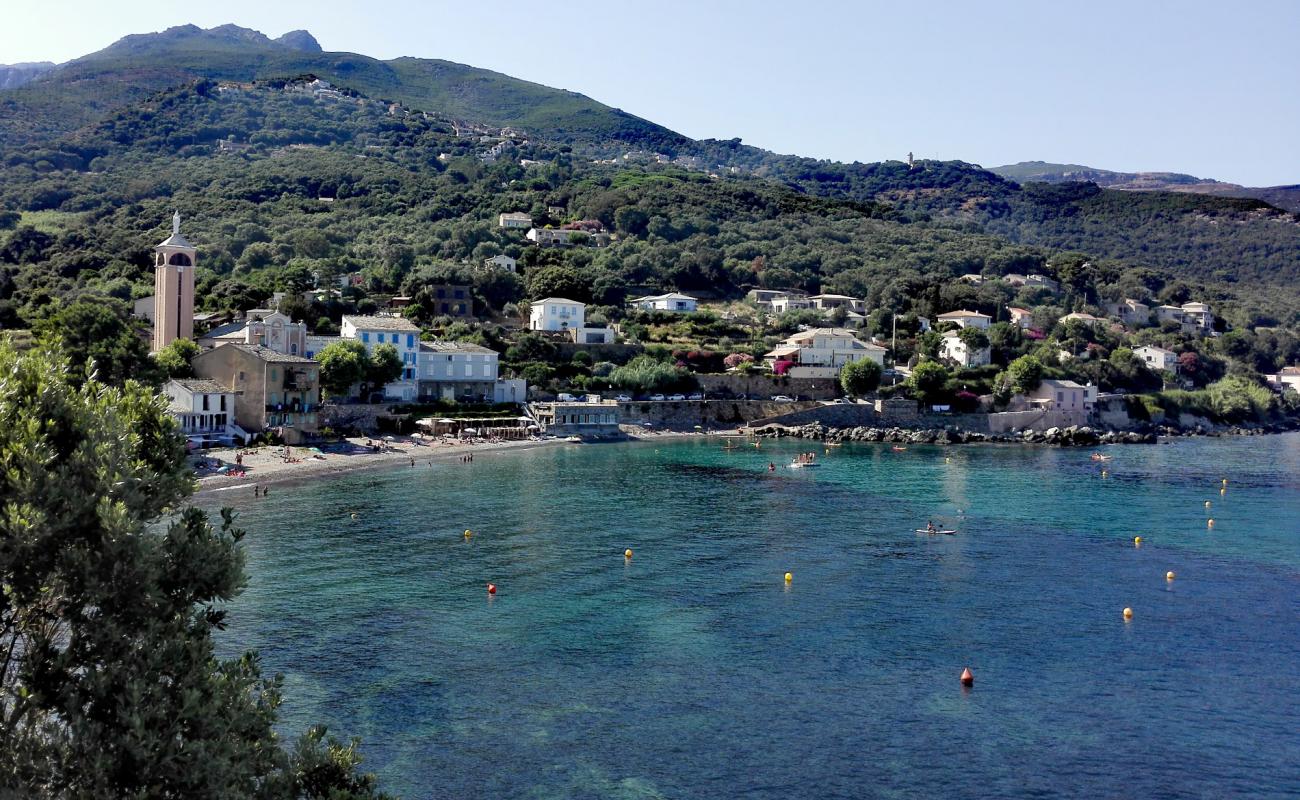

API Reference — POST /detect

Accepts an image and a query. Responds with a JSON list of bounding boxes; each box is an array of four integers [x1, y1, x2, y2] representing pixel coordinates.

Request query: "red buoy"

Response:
[[486, 583, 497, 595], [960, 667, 974, 687]]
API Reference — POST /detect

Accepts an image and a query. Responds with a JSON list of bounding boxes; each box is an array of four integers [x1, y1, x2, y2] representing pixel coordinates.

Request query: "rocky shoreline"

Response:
[[751, 420, 1297, 447]]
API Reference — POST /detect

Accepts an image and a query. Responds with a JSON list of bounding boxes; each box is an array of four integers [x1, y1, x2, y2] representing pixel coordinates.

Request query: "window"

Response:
[[454, 289, 464, 299], [1057, 391, 1064, 403], [407, 334, 415, 348], [202, 395, 210, 411], [220, 395, 227, 411], [271, 369, 278, 381], [436, 288, 446, 299], [361, 332, 370, 343]]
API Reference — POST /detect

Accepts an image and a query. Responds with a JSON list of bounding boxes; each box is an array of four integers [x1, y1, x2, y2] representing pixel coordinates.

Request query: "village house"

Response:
[[1060, 311, 1107, 328], [420, 284, 474, 318], [164, 378, 242, 448], [197, 309, 308, 355], [417, 341, 499, 402], [529, 297, 584, 332], [1029, 379, 1092, 413], [483, 254, 517, 273], [1105, 298, 1151, 327], [936, 310, 993, 330], [940, 330, 991, 368], [191, 344, 321, 444], [498, 212, 533, 229], [809, 294, 867, 313], [526, 227, 577, 247], [770, 293, 812, 313], [1267, 366, 1300, 394], [765, 328, 886, 378], [630, 292, 698, 313], [340, 315, 422, 401], [1006, 306, 1034, 329], [1134, 345, 1179, 374], [747, 289, 794, 307], [1155, 302, 1215, 335], [1004, 273, 1060, 293]]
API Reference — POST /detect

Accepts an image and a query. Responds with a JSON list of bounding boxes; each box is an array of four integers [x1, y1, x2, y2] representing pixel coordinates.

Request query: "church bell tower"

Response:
[[152, 210, 197, 352]]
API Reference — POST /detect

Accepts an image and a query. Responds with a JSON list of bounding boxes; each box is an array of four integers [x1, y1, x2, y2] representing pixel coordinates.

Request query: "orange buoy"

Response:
[[486, 583, 496, 595], [960, 667, 974, 687]]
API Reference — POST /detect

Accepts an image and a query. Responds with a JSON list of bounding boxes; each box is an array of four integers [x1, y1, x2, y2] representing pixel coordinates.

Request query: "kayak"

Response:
[[915, 529, 957, 535]]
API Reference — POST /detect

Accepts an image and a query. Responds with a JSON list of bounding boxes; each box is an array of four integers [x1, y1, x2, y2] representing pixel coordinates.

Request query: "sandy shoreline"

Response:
[[191, 429, 740, 500]]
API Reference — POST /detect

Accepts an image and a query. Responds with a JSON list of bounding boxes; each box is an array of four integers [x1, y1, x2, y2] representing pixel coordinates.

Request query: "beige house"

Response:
[[498, 212, 532, 229], [1105, 298, 1151, 327], [1060, 312, 1107, 328], [765, 328, 886, 378], [1007, 306, 1034, 329], [1029, 379, 1091, 412], [191, 344, 321, 444], [936, 310, 992, 330]]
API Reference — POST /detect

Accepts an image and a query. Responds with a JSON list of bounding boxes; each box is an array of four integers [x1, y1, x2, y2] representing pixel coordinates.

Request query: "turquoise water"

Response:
[[208, 434, 1300, 798]]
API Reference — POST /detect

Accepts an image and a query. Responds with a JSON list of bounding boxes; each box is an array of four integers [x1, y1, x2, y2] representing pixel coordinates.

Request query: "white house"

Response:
[[940, 330, 991, 368], [765, 328, 886, 378], [1180, 302, 1214, 333], [339, 315, 422, 401], [498, 212, 532, 229], [529, 298, 585, 332], [416, 341, 499, 402], [809, 294, 866, 313], [770, 294, 812, 313], [936, 310, 992, 330], [1268, 366, 1300, 394], [1060, 312, 1107, 328], [526, 227, 579, 246], [630, 292, 698, 313], [483, 254, 517, 273], [164, 378, 242, 447], [1134, 345, 1179, 373]]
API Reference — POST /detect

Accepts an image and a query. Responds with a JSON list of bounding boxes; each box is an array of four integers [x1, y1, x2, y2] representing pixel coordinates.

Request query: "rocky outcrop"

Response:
[[755, 422, 1156, 447]]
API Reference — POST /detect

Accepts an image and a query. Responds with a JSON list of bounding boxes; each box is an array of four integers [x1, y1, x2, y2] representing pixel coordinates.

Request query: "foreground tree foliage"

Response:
[[0, 341, 389, 798]]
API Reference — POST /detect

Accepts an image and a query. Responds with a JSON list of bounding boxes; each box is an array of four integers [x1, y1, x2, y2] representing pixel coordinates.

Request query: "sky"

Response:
[[3, 0, 1298, 186]]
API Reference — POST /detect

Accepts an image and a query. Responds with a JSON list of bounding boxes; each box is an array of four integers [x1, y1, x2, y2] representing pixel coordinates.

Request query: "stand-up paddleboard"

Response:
[[790, 461, 821, 469], [915, 528, 957, 535]]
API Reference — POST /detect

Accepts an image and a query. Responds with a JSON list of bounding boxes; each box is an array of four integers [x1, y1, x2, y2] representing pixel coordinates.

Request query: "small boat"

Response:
[[915, 528, 957, 535], [1090, 453, 1112, 461], [891, 446, 908, 452], [565, 436, 583, 443]]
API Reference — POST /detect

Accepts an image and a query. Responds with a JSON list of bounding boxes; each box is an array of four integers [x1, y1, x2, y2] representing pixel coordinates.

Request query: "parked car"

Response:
[[667, 393, 687, 401], [557, 393, 577, 402], [687, 393, 704, 401], [771, 395, 795, 402], [613, 394, 633, 402], [649, 394, 666, 401]]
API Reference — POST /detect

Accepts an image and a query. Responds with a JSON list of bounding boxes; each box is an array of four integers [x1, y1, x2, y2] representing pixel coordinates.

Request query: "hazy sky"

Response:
[[3, 0, 1298, 185]]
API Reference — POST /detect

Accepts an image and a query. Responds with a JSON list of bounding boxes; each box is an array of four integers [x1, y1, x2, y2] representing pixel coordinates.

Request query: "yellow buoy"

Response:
[[1220, 487, 1226, 496], [1134, 536, 1142, 545], [464, 529, 473, 538], [1207, 518, 1215, 528], [1222, 478, 1228, 486], [624, 548, 633, 559], [1123, 607, 1133, 620], [1166, 571, 1176, 581], [784, 572, 793, 583]]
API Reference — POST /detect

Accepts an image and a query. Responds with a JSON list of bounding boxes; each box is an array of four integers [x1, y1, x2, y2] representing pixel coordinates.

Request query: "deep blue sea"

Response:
[[207, 434, 1300, 799]]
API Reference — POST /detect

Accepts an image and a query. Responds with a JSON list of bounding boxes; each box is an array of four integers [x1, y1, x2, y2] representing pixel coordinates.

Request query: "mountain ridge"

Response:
[[991, 161, 1300, 214]]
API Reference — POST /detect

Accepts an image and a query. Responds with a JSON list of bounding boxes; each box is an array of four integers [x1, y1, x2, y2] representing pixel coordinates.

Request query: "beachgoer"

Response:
[[926, 520, 936, 533], [253, 485, 259, 497], [768, 462, 775, 471]]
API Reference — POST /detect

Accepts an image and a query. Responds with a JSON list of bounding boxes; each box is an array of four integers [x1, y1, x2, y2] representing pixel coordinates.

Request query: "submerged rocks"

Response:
[[755, 420, 1161, 447]]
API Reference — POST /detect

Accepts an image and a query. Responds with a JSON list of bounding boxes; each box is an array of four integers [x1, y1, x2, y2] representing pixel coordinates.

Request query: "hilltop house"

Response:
[[164, 378, 242, 448], [420, 284, 474, 318], [770, 293, 812, 313], [1155, 302, 1215, 336], [1134, 345, 1179, 373], [940, 330, 991, 368], [1105, 298, 1151, 327], [483, 254, 517, 273], [809, 294, 866, 313], [191, 344, 320, 444], [1007, 306, 1034, 329], [1029, 379, 1092, 413], [340, 315, 421, 401], [765, 328, 886, 378], [936, 310, 992, 330], [630, 292, 698, 313], [498, 212, 532, 229], [1060, 311, 1107, 328], [529, 298, 584, 332]]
